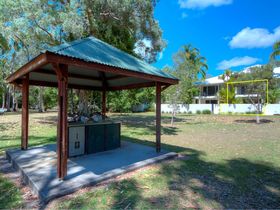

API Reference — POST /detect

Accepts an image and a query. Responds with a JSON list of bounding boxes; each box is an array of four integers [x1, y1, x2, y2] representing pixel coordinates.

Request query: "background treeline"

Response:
[[0, 0, 164, 113], [0, 1, 279, 113]]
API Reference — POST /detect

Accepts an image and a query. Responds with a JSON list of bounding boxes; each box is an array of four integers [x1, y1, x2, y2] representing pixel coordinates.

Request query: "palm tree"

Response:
[[219, 69, 232, 81], [183, 45, 208, 79], [270, 40, 280, 60]]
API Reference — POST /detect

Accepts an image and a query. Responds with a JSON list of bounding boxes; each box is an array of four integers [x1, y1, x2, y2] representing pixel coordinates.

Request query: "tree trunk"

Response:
[[78, 90, 89, 116], [85, 0, 95, 35], [256, 113, 260, 124], [12, 86, 18, 112], [38, 87, 45, 112], [1, 91, 5, 109], [256, 94, 260, 124], [70, 89, 75, 114], [171, 109, 175, 126], [6, 87, 11, 112]]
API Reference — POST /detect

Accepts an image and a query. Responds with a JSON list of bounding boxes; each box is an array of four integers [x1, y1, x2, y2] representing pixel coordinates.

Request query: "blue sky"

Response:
[[153, 0, 280, 77]]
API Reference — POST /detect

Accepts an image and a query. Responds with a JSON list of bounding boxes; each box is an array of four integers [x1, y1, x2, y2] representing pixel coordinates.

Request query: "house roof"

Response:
[[195, 75, 225, 86], [201, 76, 224, 85], [196, 65, 280, 86], [274, 67, 280, 78], [6, 36, 178, 90]]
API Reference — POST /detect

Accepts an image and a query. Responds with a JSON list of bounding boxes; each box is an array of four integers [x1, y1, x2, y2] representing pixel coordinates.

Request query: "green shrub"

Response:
[[188, 111, 192, 114], [202, 109, 211, 114], [147, 104, 155, 112], [196, 110, 201, 114], [245, 111, 263, 114]]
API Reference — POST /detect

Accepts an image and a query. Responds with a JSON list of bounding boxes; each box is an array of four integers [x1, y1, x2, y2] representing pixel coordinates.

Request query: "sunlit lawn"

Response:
[[0, 112, 280, 209], [0, 111, 56, 155]]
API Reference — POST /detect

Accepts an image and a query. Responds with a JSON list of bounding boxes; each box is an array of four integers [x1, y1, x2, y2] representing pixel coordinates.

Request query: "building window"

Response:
[[202, 86, 219, 96]]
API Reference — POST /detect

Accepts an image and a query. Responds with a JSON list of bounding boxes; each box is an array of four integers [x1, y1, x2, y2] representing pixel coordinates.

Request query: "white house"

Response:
[[274, 66, 280, 78], [194, 75, 224, 104], [194, 65, 280, 104]]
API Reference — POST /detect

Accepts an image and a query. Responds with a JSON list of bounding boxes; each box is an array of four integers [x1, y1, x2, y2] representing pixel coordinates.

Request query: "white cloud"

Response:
[[229, 26, 280, 48], [217, 56, 260, 70], [181, 12, 188, 19], [134, 39, 152, 58], [178, 0, 232, 9], [158, 52, 163, 60]]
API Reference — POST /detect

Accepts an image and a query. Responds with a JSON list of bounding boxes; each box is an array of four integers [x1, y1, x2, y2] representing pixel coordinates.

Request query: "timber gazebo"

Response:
[[6, 36, 178, 180]]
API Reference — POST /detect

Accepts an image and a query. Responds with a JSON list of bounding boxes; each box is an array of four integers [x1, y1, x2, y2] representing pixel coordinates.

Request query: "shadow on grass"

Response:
[[122, 135, 193, 154], [33, 115, 58, 125], [159, 155, 280, 208], [112, 114, 195, 136], [121, 135, 280, 208], [61, 135, 280, 209], [0, 122, 19, 131], [61, 133, 280, 209], [234, 119, 274, 124], [0, 135, 56, 153]]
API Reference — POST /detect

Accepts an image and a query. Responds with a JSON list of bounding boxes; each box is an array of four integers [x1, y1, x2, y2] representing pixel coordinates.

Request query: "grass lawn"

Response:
[[0, 112, 280, 209]]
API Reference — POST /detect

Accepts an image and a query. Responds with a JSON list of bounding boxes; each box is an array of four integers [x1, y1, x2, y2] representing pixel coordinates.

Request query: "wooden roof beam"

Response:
[[45, 52, 179, 85], [109, 81, 156, 91], [6, 54, 48, 83], [107, 75, 128, 80], [22, 79, 103, 91], [34, 69, 101, 82]]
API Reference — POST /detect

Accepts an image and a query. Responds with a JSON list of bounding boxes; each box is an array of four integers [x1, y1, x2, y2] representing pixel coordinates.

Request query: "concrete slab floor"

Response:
[[5, 141, 177, 203]]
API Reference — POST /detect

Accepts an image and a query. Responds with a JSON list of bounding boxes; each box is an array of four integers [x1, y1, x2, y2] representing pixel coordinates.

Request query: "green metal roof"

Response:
[[45, 36, 177, 80]]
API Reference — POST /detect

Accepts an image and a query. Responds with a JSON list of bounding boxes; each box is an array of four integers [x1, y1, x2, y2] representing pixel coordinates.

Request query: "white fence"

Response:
[[264, 104, 280, 115], [161, 104, 213, 114], [161, 104, 280, 115]]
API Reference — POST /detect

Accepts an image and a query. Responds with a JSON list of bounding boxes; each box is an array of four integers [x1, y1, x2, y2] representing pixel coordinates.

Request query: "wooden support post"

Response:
[[102, 90, 106, 119], [53, 64, 68, 180], [99, 71, 107, 120], [21, 74, 29, 150], [156, 82, 161, 153]]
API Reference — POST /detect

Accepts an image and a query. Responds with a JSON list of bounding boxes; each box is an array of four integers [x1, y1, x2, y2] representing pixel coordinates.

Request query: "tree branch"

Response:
[[13, 34, 30, 61], [33, 19, 57, 44]]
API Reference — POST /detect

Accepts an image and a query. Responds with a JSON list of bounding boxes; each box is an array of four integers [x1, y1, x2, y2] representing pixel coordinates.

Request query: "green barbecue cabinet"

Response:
[[86, 124, 105, 154], [68, 121, 121, 156], [85, 122, 121, 154], [105, 123, 120, 150]]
